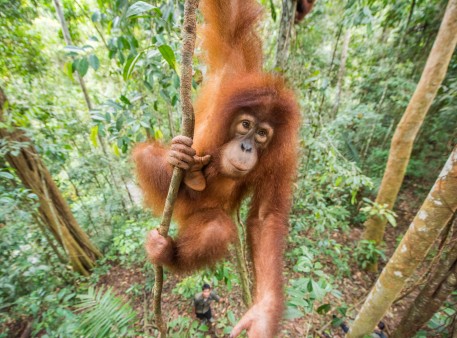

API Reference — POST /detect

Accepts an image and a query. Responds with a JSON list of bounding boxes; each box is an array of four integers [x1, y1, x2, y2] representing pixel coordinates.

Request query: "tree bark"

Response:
[[347, 145, 457, 338], [362, 0, 457, 262], [390, 216, 457, 337], [332, 29, 351, 118], [275, 0, 298, 70], [0, 88, 101, 276], [152, 1, 199, 336], [234, 216, 253, 308]]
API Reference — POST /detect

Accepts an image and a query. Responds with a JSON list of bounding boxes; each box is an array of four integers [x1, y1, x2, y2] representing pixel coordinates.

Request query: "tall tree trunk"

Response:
[[362, 0, 457, 265], [0, 88, 101, 276], [275, 0, 298, 70], [390, 216, 457, 337], [332, 30, 351, 118], [347, 146, 457, 338]]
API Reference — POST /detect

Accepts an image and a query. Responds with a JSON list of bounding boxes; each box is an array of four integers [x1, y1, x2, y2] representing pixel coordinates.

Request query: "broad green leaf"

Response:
[[227, 310, 236, 325], [126, 2, 155, 18], [0, 172, 14, 180], [90, 125, 98, 147], [311, 280, 326, 300], [158, 45, 178, 73], [283, 306, 304, 320], [123, 51, 144, 81], [77, 57, 89, 77], [199, 324, 209, 332], [316, 303, 331, 315], [88, 54, 100, 70]]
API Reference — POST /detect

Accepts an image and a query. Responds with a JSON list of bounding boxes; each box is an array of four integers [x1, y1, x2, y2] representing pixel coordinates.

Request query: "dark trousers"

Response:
[[196, 308, 212, 320]]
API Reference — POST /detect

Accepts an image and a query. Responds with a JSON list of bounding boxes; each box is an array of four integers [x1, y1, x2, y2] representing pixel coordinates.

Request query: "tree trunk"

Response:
[[347, 145, 457, 338], [390, 216, 457, 337], [234, 216, 253, 308], [332, 29, 351, 118], [275, 0, 298, 70], [0, 88, 101, 276], [362, 0, 457, 263]]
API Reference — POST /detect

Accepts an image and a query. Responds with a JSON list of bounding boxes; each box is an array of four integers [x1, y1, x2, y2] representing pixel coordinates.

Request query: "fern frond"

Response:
[[75, 286, 138, 338]]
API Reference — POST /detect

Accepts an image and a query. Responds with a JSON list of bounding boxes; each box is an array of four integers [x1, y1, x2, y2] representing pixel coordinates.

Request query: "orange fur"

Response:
[[296, 0, 316, 23], [133, 1, 299, 336]]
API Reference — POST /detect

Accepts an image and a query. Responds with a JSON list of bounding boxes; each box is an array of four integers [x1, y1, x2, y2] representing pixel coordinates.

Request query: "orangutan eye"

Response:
[[257, 129, 267, 137], [242, 120, 250, 129]]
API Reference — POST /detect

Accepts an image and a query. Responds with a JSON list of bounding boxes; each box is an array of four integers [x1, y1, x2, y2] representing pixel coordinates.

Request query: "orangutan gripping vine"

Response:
[[133, 0, 299, 336]]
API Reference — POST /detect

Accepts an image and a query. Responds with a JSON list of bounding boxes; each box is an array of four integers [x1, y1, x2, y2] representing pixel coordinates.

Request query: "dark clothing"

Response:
[[196, 309, 212, 320], [340, 323, 387, 338], [194, 291, 220, 314]]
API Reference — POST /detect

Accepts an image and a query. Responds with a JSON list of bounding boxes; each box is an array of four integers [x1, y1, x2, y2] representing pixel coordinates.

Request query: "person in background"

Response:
[[340, 319, 387, 338], [194, 283, 223, 323]]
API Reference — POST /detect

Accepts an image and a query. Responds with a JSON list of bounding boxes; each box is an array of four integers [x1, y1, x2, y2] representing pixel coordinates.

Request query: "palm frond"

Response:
[[75, 286, 138, 338]]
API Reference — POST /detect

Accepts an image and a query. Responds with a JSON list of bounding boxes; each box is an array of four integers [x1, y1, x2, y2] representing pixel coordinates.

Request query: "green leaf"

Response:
[[223, 327, 233, 335], [227, 310, 236, 325], [351, 190, 357, 204], [316, 303, 331, 315], [126, 1, 155, 18], [120, 95, 131, 105], [335, 176, 343, 187], [63, 62, 74, 81], [199, 324, 209, 332], [269, 0, 277, 21], [90, 125, 98, 147], [154, 128, 163, 140], [91, 11, 101, 22], [158, 45, 178, 73], [72, 59, 79, 73], [283, 306, 304, 320], [311, 280, 326, 300], [77, 57, 89, 77], [123, 51, 144, 81], [385, 213, 397, 227], [112, 143, 120, 157], [0, 172, 14, 180], [88, 54, 100, 70]]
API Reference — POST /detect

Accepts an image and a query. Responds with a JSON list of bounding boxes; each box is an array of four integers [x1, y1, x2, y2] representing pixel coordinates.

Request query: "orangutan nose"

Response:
[[241, 140, 253, 153]]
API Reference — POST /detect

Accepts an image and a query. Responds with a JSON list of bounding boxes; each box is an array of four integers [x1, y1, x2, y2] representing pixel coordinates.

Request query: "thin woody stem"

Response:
[[152, 0, 199, 336]]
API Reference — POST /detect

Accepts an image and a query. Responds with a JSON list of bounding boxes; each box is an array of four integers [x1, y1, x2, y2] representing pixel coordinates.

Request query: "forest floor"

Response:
[[95, 183, 429, 337], [4, 184, 428, 337]]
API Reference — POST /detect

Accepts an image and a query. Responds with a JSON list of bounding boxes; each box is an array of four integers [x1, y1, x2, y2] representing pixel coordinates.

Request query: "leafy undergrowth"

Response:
[[1, 185, 438, 338], [90, 225, 410, 336], [89, 186, 425, 337]]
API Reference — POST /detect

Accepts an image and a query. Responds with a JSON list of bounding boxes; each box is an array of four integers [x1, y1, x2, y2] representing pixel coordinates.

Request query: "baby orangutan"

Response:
[[134, 1, 300, 336]]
